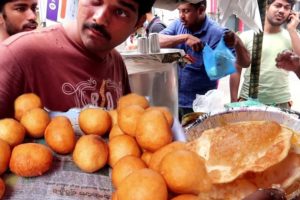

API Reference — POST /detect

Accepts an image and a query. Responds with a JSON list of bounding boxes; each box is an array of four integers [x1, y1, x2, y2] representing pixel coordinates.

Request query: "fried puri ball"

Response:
[[79, 108, 111, 136], [73, 135, 108, 173], [117, 168, 168, 200], [0, 139, 11, 175], [14, 93, 42, 121], [45, 116, 76, 154], [0, 118, 26, 147], [9, 143, 53, 177], [112, 155, 147, 188]]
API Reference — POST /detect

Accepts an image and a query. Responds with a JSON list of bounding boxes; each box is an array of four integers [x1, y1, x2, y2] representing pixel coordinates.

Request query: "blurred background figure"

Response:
[[145, 11, 166, 37], [158, 0, 250, 121], [0, 0, 38, 42], [230, 0, 300, 109]]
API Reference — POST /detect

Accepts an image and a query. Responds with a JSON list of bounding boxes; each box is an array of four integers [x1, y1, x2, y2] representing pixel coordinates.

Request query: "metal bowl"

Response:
[[185, 106, 300, 142]]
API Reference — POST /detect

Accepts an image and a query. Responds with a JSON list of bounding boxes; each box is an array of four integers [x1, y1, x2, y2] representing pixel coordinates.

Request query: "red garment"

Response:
[[0, 25, 131, 118]]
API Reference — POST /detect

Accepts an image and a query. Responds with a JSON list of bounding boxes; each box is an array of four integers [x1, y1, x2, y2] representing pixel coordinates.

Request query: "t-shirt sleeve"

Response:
[[0, 45, 24, 118], [151, 23, 166, 33], [159, 20, 177, 35]]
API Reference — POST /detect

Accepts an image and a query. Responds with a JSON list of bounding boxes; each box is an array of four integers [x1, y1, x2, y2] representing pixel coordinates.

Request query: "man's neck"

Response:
[[264, 21, 282, 34]]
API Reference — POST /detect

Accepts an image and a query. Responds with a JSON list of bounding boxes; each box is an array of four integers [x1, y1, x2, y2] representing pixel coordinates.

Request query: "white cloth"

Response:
[[218, 0, 262, 33]]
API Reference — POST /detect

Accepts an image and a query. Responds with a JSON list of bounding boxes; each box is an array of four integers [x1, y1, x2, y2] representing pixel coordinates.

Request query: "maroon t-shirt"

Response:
[[0, 25, 131, 118]]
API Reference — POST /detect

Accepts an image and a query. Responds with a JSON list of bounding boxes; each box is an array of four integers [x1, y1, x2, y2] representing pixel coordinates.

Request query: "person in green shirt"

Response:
[[230, 0, 300, 109]]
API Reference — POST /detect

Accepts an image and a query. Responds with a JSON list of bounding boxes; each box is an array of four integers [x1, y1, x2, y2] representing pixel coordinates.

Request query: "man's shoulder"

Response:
[[204, 17, 226, 33], [2, 24, 64, 47]]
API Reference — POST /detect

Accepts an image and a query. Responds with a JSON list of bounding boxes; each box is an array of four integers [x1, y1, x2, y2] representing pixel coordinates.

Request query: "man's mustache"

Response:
[[83, 23, 111, 40], [23, 20, 38, 29]]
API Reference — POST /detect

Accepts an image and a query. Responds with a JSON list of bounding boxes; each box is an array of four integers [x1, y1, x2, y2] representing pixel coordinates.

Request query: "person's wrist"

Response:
[[287, 28, 298, 34], [183, 34, 189, 42]]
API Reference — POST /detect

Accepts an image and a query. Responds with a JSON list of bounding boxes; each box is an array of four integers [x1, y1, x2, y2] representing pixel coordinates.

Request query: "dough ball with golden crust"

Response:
[[20, 108, 50, 138], [112, 155, 147, 188], [9, 143, 53, 177], [73, 135, 108, 173], [108, 135, 141, 167], [14, 93, 42, 121], [117, 168, 168, 200], [79, 108, 111, 136], [0, 178, 5, 199], [0, 139, 11, 175], [117, 93, 149, 111], [0, 118, 26, 147], [45, 116, 76, 154]]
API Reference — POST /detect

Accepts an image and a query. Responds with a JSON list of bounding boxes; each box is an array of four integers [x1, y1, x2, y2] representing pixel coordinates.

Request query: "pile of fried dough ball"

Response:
[[1, 92, 300, 200]]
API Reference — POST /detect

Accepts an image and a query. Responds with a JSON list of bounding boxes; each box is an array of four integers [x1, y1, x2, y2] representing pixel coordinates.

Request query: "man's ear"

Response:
[[135, 15, 146, 30], [197, 5, 206, 15]]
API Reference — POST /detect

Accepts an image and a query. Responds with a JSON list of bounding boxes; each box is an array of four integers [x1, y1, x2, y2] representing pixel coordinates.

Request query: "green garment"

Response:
[[239, 29, 292, 105]]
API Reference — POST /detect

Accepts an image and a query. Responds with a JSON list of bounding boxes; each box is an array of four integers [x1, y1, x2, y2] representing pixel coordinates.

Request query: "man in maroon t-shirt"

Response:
[[0, 0, 156, 118], [0, 0, 38, 42]]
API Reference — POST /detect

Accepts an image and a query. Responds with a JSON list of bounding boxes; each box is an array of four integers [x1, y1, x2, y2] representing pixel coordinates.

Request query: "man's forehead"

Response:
[[271, 0, 292, 5], [8, 0, 38, 5]]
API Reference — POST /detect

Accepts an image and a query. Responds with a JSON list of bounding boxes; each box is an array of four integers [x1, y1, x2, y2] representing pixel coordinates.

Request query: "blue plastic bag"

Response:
[[203, 37, 236, 80]]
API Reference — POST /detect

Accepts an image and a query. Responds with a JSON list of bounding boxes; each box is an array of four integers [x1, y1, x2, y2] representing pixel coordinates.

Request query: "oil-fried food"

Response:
[[187, 121, 293, 184], [9, 143, 53, 177]]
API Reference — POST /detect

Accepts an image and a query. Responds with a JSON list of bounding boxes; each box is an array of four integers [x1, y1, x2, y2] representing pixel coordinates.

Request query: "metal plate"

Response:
[[185, 106, 300, 142]]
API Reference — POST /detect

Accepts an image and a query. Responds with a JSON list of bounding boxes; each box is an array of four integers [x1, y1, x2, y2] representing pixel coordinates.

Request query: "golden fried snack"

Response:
[[117, 168, 168, 200], [0, 118, 25, 147], [112, 155, 146, 188], [9, 143, 53, 177], [187, 121, 293, 184], [159, 149, 211, 194], [108, 135, 141, 167], [170, 194, 198, 200], [109, 124, 125, 141], [79, 108, 111, 136], [135, 109, 172, 152], [149, 141, 186, 172], [45, 116, 76, 154], [0, 178, 5, 199], [146, 106, 174, 127], [244, 152, 300, 192], [117, 93, 149, 111], [20, 108, 50, 138], [0, 139, 11, 175], [73, 135, 108, 173], [14, 93, 42, 121], [198, 178, 257, 200], [118, 105, 144, 137]]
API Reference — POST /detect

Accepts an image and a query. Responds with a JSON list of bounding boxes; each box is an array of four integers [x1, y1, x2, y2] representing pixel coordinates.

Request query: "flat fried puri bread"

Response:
[[197, 178, 257, 200], [244, 152, 300, 193], [187, 121, 293, 184]]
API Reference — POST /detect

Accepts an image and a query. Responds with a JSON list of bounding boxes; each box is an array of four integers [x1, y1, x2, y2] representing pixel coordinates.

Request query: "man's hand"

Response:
[[223, 31, 237, 48], [185, 34, 204, 52], [287, 11, 300, 31], [276, 50, 300, 72]]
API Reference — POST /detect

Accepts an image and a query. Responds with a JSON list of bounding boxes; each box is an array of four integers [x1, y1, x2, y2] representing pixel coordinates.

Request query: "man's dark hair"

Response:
[[134, 0, 156, 17], [267, 0, 295, 7], [0, 0, 11, 12]]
